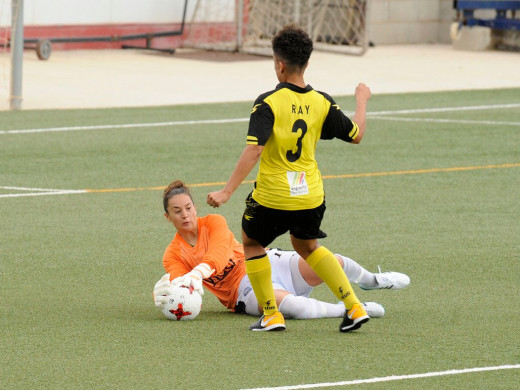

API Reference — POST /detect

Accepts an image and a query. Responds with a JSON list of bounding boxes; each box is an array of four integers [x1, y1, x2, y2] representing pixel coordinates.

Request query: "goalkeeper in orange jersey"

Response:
[[207, 25, 373, 331], [153, 181, 409, 320]]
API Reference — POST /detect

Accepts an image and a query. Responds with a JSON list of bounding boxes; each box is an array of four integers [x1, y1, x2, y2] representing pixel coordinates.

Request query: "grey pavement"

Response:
[[2, 44, 520, 111]]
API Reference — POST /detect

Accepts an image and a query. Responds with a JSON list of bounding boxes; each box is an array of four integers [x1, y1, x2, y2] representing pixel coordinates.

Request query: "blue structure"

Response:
[[454, 1, 520, 31]]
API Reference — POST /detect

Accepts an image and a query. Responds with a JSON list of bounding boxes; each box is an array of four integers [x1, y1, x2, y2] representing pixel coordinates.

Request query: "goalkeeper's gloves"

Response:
[[171, 263, 214, 296], [153, 273, 171, 309]]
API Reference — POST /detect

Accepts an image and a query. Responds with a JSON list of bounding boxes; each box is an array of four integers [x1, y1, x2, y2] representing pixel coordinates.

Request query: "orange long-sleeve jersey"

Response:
[[162, 214, 246, 310]]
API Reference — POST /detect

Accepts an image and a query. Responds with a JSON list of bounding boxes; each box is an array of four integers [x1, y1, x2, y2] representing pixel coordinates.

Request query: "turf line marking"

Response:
[[0, 186, 86, 198], [1, 103, 519, 135], [370, 116, 520, 126], [239, 364, 520, 390], [0, 186, 75, 191], [319, 162, 520, 180], [366, 103, 520, 116], [84, 163, 519, 193], [0, 118, 249, 135], [0, 191, 87, 198], [3, 163, 518, 198], [85, 180, 250, 193]]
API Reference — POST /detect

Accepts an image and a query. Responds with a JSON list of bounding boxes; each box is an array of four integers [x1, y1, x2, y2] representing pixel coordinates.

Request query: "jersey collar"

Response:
[[276, 82, 313, 93]]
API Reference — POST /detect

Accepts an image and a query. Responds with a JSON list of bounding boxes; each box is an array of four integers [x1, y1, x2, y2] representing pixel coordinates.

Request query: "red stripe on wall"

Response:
[[21, 23, 188, 50]]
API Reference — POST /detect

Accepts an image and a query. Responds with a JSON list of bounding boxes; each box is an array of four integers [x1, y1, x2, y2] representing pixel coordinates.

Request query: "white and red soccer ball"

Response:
[[162, 285, 202, 321]]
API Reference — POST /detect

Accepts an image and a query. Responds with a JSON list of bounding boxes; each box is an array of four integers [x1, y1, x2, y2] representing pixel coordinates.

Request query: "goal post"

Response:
[[182, 0, 369, 56], [10, 0, 23, 110], [0, 0, 23, 110]]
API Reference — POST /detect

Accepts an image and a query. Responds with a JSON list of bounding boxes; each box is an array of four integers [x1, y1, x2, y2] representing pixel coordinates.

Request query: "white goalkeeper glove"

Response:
[[153, 273, 171, 309], [171, 263, 214, 296]]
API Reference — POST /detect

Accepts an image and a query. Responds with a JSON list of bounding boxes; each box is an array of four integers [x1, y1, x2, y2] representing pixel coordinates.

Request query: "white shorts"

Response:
[[236, 248, 313, 316]]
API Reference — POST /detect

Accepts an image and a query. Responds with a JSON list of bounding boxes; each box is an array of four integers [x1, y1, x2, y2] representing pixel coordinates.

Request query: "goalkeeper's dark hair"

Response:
[[272, 24, 313, 73], [163, 180, 194, 213]]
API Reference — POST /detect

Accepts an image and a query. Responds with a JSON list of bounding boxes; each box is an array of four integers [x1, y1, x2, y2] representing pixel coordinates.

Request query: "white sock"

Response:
[[278, 294, 344, 319], [336, 254, 378, 287]]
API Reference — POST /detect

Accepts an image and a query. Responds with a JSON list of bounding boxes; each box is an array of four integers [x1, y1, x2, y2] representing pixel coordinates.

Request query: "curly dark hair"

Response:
[[272, 24, 313, 72]]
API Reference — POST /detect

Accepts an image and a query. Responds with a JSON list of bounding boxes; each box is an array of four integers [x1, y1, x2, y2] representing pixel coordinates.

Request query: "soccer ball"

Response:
[[162, 285, 202, 321]]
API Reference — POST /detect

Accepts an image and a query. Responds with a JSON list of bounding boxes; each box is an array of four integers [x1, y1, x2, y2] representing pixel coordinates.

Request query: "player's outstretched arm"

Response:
[[207, 144, 263, 208], [351, 82, 371, 144]]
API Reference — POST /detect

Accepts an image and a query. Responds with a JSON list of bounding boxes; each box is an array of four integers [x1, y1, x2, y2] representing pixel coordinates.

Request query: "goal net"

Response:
[[182, 0, 369, 56]]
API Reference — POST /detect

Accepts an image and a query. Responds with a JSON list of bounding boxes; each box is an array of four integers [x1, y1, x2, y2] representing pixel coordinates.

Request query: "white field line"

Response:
[[0, 186, 86, 198], [366, 103, 520, 116], [1, 103, 519, 135], [0, 118, 249, 135], [240, 364, 520, 390], [369, 116, 520, 126]]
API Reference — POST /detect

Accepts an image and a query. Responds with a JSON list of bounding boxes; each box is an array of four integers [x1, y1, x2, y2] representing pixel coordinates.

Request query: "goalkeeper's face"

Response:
[[165, 193, 198, 233]]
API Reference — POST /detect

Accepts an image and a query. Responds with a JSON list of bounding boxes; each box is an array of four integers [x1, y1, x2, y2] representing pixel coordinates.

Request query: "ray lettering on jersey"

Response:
[[292, 104, 310, 114]]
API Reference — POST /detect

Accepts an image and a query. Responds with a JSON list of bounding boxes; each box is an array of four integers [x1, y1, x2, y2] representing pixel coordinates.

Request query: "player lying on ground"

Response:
[[153, 181, 410, 319]]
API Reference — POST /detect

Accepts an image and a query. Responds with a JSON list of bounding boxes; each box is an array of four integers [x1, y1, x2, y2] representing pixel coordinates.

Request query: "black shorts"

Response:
[[241, 191, 327, 247]]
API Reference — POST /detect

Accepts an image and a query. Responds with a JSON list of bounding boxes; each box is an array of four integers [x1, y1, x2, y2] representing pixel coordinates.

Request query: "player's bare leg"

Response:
[[297, 254, 410, 290]]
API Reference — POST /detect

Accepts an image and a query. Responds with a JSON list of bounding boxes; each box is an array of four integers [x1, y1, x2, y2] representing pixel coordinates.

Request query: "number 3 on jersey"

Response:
[[286, 119, 307, 162]]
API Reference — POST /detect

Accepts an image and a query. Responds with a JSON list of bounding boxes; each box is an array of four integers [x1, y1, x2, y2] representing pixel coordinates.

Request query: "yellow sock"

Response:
[[245, 254, 278, 316], [306, 246, 360, 310]]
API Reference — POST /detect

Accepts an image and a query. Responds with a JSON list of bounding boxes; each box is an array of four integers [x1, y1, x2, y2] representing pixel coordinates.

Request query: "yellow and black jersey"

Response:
[[247, 82, 359, 210]]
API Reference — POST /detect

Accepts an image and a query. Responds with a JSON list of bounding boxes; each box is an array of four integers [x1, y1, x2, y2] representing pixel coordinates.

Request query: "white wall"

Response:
[[369, 0, 454, 44], [0, 0, 501, 44], [0, 0, 13, 26], [1, 0, 195, 27]]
